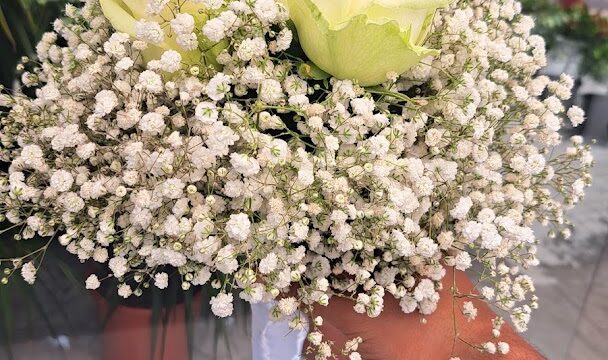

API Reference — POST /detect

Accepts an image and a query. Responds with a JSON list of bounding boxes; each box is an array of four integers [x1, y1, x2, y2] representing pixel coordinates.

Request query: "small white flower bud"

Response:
[[115, 186, 127, 197]]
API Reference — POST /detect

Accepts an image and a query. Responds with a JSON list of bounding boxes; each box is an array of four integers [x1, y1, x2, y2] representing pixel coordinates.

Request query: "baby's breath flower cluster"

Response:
[[0, 0, 593, 357]]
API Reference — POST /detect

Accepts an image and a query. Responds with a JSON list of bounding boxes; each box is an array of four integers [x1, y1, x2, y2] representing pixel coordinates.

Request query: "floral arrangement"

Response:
[[521, 0, 608, 80], [0, 0, 593, 358]]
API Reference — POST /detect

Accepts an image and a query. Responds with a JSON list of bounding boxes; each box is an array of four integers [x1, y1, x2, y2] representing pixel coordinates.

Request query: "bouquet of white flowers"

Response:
[[0, 0, 593, 357]]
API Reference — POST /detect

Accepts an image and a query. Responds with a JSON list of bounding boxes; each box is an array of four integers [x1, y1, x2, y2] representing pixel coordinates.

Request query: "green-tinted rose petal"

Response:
[[282, 0, 449, 86], [99, 0, 225, 69], [99, 0, 138, 36]]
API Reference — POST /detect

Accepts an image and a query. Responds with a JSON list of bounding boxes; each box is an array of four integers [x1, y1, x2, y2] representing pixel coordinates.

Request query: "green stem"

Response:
[[366, 86, 416, 103]]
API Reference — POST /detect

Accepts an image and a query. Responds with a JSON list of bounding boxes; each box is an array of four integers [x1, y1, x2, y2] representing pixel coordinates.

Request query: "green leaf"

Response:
[[56, 261, 86, 296], [0, 8, 16, 49]]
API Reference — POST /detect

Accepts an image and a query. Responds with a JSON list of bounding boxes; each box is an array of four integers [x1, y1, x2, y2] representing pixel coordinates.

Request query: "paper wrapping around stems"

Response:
[[251, 302, 307, 359]]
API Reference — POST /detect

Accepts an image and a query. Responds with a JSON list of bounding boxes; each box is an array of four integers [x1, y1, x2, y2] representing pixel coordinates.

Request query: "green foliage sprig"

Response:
[[521, 0, 608, 80], [0, 0, 75, 87]]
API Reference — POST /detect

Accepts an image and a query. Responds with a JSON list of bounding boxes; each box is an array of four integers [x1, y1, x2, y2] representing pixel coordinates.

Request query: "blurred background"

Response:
[[0, 0, 607, 359]]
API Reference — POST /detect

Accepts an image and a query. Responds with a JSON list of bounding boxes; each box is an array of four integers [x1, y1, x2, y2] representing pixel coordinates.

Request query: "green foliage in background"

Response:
[[521, 0, 608, 80], [1, 3, 76, 357], [0, 0, 74, 87]]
